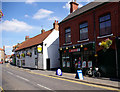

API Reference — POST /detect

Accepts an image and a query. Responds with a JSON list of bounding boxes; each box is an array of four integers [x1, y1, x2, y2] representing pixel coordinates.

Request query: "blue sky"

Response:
[[0, 0, 90, 55]]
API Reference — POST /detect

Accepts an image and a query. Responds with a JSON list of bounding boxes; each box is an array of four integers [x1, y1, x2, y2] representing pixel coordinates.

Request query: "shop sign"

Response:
[[37, 45, 42, 53], [82, 61, 86, 68], [69, 48, 80, 52], [88, 61, 92, 68]]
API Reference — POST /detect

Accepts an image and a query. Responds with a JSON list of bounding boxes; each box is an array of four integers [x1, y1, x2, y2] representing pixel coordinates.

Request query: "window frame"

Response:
[[99, 13, 112, 36], [79, 22, 88, 41], [65, 28, 71, 43]]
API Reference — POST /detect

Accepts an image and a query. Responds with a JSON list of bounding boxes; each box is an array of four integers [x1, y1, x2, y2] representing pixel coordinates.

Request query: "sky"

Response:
[[0, 0, 92, 55]]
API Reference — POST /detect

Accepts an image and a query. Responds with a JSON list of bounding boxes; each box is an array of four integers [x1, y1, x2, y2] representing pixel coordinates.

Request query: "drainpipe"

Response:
[[115, 37, 118, 78], [93, 9, 97, 67]]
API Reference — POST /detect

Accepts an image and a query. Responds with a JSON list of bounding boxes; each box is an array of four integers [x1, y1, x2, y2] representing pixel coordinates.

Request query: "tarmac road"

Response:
[[1, 64, 119, 92]]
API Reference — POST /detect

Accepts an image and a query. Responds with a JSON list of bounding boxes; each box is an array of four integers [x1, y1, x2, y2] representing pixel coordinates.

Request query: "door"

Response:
[[47, 58, 50, 70], [72, 52, 81, 73]]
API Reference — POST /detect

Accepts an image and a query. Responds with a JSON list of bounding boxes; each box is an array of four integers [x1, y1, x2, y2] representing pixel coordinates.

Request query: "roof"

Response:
[[61, 2, 105, 23], [0, 48, 4, 51], [15, 29, 53, 51]]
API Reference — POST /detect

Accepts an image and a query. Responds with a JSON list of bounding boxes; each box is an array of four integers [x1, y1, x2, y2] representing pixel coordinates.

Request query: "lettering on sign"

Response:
[[69, 49, 80, 52]]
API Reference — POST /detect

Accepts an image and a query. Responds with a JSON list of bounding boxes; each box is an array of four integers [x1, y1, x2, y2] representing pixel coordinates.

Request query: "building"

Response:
[[15, 21, 60, 70], [59, 0, 120, 78], [0, 46, 5, 62], [11, 43, 22, 65]]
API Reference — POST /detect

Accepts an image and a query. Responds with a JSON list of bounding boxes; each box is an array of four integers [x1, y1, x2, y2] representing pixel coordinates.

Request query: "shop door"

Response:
[[72, 52, 81, 73]]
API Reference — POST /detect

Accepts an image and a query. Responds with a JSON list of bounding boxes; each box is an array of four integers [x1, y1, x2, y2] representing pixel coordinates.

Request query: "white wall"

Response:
[[16, 47, 37, 68], [43, 29, 60, 69]]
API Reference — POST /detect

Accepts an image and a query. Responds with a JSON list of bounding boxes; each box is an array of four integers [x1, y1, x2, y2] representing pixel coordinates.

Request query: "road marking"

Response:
[[7, 64, 119, 91], [29, 71, 119, 91], [37, 84, 52, 90], [7, 71, 13, 75], [16, 75, 29, 82]]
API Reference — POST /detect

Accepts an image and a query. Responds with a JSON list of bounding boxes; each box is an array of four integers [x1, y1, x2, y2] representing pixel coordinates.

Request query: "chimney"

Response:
[[70, 0, 79, 13], [3, 46, 5, 51], [53, 20, 59, 30], [25, 36, 29, 41], [41, 29, 45, 34]]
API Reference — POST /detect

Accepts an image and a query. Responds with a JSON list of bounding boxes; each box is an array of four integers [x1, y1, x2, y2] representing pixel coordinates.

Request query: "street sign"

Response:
[[37, 45, 42, 53], [77, 70, 84, 80], [56, 69, 62, 76]]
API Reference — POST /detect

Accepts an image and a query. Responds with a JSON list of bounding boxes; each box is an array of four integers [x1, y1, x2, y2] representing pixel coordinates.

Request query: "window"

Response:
[[34, 47, 37, 55], [65, 28, 71, 43], [99, 14, 111, 36], [80, 22, 88, 40]]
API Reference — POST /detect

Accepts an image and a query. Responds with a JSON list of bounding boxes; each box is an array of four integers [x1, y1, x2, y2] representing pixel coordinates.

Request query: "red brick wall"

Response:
[[59, 2, 120, 52]]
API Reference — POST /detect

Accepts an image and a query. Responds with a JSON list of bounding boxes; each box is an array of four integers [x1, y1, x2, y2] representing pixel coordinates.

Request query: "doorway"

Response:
[[47, 58, 50, 70]]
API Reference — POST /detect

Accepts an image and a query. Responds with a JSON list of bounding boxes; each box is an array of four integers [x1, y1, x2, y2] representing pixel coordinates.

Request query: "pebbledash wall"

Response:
[[59, 1, 120, 78], [16, 29, 60, 70]]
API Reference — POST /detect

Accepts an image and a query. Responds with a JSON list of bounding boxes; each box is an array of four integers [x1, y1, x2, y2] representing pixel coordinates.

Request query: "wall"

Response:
[[16, 47, 37, 68], [0, 50, 5, 61], [59, 2, 119, 52], [43, 29, 60, 70]]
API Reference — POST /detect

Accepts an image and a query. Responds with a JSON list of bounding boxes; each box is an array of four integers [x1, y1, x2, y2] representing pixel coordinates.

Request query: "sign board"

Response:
[[82, 61, 86, 68], [56, 69, 62, 76], [69, 48, 80, 52], [77, 70, 84, 80], [88, 61, 92, 68], [37, 45, 42, 53]]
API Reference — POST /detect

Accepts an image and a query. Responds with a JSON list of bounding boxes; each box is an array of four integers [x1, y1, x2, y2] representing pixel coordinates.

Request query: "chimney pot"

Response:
[[41, 29, 45, 34], [53, 21, 59, 31], [70, 0, 79, 13], [25, 36, 29, 41]]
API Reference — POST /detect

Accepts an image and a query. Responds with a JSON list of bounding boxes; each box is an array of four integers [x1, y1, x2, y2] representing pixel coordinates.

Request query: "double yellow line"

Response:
[[6, 64, 120, 91], [29, 71, 120, 91]]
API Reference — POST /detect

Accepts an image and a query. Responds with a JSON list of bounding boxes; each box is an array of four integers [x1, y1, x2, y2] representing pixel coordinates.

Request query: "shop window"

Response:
[[99, 13, 111, 36], [65, 28, 71, 43], [62, 54, 70, 68], [80, 22, 88, 40]]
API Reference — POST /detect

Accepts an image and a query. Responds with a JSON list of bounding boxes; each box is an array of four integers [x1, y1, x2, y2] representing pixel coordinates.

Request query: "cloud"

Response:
[[63, 1, 90, 10], [5, 45, 13, 49], [25, 0, 36, 4], [78, 3, 83, 8], [0, 19, 33, 32], [48, 17, 59, 21], [5, 45, 13, 55], [63, 0, 71, 10], [33, 9, 54, 19], [24, 14, 29, 18]]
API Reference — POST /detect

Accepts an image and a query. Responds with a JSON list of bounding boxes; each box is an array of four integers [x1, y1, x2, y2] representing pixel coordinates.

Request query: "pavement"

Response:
[[7, 64, 120, 89]]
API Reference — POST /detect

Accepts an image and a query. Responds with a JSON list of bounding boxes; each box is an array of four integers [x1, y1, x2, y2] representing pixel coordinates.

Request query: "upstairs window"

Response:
[[99, 14, 111, 36], [65, 28, 71, 43], [80, 22, 88, 40]]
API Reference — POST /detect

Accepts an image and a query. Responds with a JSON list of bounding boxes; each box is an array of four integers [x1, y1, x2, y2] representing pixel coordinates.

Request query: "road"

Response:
[[0, 63, 119, 92]]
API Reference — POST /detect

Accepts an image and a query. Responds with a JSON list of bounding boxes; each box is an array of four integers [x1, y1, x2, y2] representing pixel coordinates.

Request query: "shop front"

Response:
[[60, 42, 95, 74]]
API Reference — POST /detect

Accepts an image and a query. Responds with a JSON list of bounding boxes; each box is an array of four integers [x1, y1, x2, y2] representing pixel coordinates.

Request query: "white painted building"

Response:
[[15, 21, 60, 70]]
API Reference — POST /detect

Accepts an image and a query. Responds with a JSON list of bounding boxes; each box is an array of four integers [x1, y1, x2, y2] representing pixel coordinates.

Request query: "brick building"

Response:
[[59, 0, 120, 78]]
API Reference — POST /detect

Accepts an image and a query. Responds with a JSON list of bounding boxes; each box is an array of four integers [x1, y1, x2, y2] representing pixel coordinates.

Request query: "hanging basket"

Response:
[[99, 38, 112, 52]]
